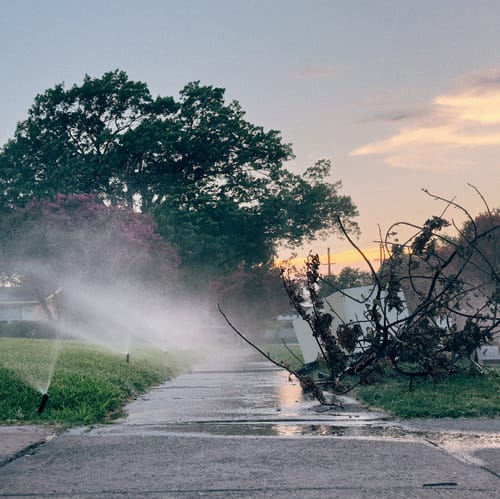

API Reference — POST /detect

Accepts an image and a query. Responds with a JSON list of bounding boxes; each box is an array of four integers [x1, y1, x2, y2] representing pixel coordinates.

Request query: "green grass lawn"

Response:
[[2, 338, 498, 424], [0, 338, 194, 427], [356, 369, 500, 418], [260, 342, 304, 371]]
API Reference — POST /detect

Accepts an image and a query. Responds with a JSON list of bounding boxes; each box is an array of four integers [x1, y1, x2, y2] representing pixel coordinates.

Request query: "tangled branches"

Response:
[[279, 189, 499, 402], [219, 188, 499, 405]]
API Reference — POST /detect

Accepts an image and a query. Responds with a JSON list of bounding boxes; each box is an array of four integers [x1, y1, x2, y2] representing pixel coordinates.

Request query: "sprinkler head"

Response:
[[125, 352, 130, 363], [37, 393, 49, 415]]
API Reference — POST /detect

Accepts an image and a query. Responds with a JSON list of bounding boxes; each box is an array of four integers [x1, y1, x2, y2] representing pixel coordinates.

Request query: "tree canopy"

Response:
[[319, 266, 374, 297], [0, 70, 358, 278]]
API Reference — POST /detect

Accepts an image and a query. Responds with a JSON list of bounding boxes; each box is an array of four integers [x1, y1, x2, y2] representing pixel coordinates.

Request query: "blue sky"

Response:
[[2, 0, 499, 267]]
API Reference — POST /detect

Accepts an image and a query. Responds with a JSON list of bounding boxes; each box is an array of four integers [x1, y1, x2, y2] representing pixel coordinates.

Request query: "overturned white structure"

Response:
[[476, 345, 500, 366], [293, 285, 409, 363]]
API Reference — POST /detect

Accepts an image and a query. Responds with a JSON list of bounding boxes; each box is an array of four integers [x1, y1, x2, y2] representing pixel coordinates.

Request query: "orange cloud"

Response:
[[352, 125, 460, 155], [435, 90, 500, 124], [351, 68, 500, 170]]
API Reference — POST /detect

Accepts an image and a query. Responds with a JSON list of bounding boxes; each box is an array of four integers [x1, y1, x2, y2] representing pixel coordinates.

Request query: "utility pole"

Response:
[[373, 240, 384, 269], [327, 247, 332, 276]]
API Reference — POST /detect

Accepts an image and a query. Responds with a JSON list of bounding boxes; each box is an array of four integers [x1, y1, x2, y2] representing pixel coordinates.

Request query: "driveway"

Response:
[[0, 347, 499, 497]]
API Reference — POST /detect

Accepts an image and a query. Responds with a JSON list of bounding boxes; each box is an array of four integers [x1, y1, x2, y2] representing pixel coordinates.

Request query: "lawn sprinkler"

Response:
[[37, 393, 49, 415], [125, 352, 130, 363]]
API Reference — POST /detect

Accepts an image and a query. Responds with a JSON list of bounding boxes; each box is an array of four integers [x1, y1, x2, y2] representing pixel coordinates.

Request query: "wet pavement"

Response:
[[0, 347, 499, 497], [118, 348, 391, 434]]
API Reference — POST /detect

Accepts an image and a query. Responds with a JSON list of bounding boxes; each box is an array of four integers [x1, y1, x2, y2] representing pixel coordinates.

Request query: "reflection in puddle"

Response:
[[271, 424, 380, 437], [275, 372, 304, 411], [272, 424, 347, 437], [151, 421, 402, 438]]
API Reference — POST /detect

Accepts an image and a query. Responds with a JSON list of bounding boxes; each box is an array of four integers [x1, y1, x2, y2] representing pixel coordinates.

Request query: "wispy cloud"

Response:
[[298, 64, 336, 79], [351, 68, 500, 170], [360, 107, 429, 123]]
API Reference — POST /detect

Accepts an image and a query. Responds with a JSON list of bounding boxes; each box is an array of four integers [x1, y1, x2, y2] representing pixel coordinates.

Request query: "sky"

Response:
[[1, 0, 499, 271]]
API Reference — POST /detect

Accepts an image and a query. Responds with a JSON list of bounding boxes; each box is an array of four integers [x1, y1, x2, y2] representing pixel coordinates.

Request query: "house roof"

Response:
[[0, 287, 62, 304]]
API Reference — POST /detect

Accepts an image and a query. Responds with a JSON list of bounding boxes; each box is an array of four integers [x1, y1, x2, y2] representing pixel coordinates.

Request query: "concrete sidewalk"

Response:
[[1, 423, 500, 497], [1, 352, 499, 497]]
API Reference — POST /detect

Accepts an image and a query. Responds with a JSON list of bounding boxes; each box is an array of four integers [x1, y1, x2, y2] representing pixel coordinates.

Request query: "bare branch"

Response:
[[217, 303, 328, 404]]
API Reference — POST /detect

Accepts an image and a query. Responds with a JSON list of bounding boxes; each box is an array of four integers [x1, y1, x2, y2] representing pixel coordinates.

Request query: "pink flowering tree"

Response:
[[0, 194, 179, 290]]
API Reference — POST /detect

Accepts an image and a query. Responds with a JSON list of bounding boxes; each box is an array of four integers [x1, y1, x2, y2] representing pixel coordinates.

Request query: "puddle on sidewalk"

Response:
[[119, 417, 500, 465], [138, 420, 404, 438], [116, 419, 500, 470]]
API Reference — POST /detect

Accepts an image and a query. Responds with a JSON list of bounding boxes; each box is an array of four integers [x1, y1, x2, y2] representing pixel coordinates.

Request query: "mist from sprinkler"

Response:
[[4, 263, 233, 420]]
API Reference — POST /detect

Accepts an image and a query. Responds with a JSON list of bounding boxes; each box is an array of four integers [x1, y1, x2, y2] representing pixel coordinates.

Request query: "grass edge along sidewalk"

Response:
[[0, 337, 195, 427], [1, 338, 499, 426]]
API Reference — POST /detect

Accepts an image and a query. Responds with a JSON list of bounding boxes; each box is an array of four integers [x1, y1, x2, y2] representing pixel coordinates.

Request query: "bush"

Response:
[[0, 321, 59, 339]]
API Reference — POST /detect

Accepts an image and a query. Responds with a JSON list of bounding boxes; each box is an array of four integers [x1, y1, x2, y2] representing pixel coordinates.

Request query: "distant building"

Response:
[[476, 345, 500, 366], [0, 287, 62, 322], [293, 285, 408, 363]]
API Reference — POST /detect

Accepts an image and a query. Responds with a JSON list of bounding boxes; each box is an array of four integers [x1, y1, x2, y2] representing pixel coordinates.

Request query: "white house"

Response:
[[0, 287, 62, 322]]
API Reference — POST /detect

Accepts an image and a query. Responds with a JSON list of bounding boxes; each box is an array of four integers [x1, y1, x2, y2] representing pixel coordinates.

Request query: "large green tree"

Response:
[[0, 70, 358, 277], [0, 71, 176, 207]]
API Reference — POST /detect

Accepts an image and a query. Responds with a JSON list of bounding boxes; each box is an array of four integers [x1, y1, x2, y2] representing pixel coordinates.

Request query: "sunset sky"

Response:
[[1, 1, 499, 271]]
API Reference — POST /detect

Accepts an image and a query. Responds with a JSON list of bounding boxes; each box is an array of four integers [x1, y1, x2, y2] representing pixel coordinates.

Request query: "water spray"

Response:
[[37, 393, 49, 415]]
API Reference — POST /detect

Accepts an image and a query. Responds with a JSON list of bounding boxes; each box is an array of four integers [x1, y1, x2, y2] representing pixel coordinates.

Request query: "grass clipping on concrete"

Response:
[[0, 338, 194, 426], [356, 369, 500, 418]]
